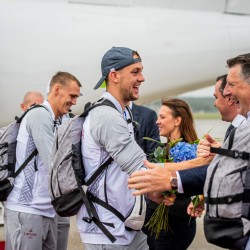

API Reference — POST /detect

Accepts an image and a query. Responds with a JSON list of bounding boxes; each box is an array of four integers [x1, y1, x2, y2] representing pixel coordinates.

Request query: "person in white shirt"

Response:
[[128, 53, 250, 250], [4, 71, 82, 250], [77, 46, 149, 250]]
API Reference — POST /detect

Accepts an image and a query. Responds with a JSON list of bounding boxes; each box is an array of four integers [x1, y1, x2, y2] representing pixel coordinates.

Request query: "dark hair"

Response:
[[49, 71, 82, 91], [161, 98, 198, 142], [216, 74, 227, 95], [132, 50, 141, 60], [227, 53, 250, 84]]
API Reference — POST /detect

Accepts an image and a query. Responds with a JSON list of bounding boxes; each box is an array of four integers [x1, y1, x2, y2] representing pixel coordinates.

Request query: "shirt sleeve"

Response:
[[90, 106, 146, 175], [176, 171, 184, 193]]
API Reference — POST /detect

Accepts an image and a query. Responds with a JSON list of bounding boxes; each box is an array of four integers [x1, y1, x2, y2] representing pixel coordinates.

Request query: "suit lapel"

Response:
[[131, 103, 140, 122]]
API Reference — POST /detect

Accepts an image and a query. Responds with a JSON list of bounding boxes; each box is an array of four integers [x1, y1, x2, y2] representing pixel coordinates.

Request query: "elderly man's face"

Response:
[[224, 64, 250, 117]]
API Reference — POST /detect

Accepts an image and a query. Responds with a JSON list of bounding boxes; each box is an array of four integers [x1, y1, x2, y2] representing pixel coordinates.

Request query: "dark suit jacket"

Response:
[[178, 165, 208, 196], [131, 103, 160, 157]]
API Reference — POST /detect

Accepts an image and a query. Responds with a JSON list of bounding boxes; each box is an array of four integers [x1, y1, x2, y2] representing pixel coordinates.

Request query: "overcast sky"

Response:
[[179, 85, 214, 97]]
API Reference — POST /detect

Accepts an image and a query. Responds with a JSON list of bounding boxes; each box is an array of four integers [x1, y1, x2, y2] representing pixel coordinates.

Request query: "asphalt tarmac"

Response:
[[66, 215, 223, 250], [0, 215, 223, 250]]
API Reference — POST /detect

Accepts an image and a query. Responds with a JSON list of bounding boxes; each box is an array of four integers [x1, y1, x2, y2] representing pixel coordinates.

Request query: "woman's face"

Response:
[[156, 105, 180, 137]]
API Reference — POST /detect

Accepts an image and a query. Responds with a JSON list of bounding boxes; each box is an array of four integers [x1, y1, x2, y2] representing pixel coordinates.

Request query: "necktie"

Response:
[[54, 118, 61, 134], [224, 124, 234, 141], [54, 119, 61, 128]]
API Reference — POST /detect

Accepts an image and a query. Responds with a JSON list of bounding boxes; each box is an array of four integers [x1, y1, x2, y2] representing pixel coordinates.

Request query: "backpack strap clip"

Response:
[[232, 150, 250, 160], [210, 147, 250, 160], [82, 217, 92, 223]]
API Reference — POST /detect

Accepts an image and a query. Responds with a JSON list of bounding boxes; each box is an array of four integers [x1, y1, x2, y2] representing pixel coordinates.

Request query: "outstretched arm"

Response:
[[164, 156, 213, 171], [128, 157, 212, 196], [128, 160, 172, 195]]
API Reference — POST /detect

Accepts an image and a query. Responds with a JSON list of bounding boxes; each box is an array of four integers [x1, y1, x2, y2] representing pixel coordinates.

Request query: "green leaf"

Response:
[[192, 139, 200, 144], [143, 137, 165, 146], [168, 138, 183, 148], [153, 146, 167, 163]]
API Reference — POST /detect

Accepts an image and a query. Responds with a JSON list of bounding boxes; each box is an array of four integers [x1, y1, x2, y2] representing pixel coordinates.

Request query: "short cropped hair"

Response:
[[216, 74, 227, 96], [227, 53, 250, 84], [49, 71, 82, 92]]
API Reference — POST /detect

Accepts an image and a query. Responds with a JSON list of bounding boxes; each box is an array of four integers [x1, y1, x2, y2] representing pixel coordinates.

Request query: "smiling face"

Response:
[[224, 64, 250, 117], [106, 52, 145, 109], [116, 59, 145, 104], [156, 105, 181, 139], [49, 79, 80, 119], [213, 80, 231, 122]]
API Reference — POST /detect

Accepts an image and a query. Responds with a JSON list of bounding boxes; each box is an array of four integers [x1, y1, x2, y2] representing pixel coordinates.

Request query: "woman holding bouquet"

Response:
[[143, 98, 198, 250]]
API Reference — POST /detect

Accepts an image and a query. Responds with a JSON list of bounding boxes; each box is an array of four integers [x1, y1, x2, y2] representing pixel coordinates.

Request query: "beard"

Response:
[[121, 88, 139, 103]]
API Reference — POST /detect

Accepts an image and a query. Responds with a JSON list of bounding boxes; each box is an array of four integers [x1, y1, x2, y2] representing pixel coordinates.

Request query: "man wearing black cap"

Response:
[[76, 47, 149, 249]]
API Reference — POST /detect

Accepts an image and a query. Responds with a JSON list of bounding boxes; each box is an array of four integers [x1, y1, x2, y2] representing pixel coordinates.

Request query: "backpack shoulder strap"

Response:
[[228, 127, 236, 150], [80, 98, 118, 118], [242, 159, 250, 218], [12, 149, 38, 178], [210, 128, 250, 160], [75, 156, 116, 243], [13, 104, 47, 177], [85, 157, 113, 186], [16, 104, 47, 123], [125, 105, 140, 143]]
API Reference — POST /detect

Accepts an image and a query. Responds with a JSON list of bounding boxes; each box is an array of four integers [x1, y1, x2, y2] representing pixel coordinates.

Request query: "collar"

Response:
[[231, 114, 247, 128], [247, 111, 250, 123], [129, 101, 133, 109], [43, 100, 56, 120], [101, 91, 123, 115]]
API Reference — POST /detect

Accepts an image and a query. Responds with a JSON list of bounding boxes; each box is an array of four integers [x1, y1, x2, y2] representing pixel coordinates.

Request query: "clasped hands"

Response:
[[128, 134, 221, 215]]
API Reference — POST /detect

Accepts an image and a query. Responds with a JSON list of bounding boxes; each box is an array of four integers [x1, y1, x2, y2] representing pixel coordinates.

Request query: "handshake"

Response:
[[128, 134, 220, 196]]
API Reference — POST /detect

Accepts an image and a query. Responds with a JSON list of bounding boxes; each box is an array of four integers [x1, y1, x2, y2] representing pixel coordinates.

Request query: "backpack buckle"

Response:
[[233, 150, 241, 159], [232, 150, 249, 160], [0, 165, 7, 171], [0, 142, 8, 149], [82, 217, 92, 223]]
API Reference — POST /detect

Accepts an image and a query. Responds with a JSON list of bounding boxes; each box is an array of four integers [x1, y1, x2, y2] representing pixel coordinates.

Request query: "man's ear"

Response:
[[54, 83, 60, 96], [20, 103, 25, 111], [109, 71, 119, 83]]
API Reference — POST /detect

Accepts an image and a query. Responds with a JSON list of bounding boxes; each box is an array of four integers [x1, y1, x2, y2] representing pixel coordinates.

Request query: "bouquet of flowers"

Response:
[[143, 137, 199, 238]]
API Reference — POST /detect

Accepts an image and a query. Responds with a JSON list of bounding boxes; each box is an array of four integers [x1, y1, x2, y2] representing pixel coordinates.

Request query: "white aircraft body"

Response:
[[0, 0, 250, 126]]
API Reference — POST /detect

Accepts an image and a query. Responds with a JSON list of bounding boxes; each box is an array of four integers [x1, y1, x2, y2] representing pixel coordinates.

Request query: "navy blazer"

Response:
[[131, 103, 160, 157], [178, 165, 208, 196]]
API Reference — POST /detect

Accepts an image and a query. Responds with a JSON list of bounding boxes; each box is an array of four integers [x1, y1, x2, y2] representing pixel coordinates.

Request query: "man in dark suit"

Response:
[[128, 74, 245, 196], [131, 102, 160, 157], [176, 73, 246, 195]]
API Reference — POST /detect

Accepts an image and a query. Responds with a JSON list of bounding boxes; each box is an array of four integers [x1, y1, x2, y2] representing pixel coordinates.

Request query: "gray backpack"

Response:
[[0, 105, 44, 201], [49, 98, 146, 243], [204, 123, 250, 249]]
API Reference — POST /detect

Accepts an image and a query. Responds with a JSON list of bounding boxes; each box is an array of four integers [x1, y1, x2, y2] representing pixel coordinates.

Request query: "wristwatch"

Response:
[[170, 172, 178, 190]]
